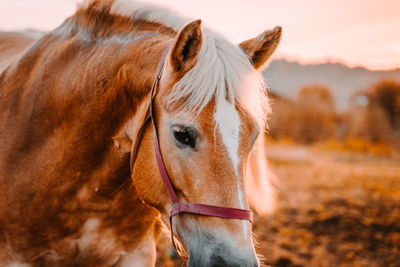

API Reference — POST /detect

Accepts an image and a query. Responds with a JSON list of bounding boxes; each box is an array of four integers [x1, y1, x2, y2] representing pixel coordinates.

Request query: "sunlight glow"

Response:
[[0, 0, 399, 70]]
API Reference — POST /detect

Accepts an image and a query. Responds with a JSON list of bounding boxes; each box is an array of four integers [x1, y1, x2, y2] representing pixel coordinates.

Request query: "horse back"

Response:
[[0, 31, 42, 73]]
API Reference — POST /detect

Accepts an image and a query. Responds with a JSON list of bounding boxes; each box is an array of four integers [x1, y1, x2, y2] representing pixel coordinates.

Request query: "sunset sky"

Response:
[[1, 0, 399, 70]]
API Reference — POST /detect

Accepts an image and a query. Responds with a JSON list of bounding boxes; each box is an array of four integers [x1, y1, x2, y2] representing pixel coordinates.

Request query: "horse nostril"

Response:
[[209, 254, 259, 267], [210, 255, 228, 267]]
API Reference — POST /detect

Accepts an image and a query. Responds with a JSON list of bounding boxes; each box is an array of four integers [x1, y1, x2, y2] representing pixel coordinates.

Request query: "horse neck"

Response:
[[0, 14, 172, 259], [0, 23, 170, 186]]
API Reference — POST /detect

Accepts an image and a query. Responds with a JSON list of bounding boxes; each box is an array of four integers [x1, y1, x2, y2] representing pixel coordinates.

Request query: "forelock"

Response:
[[107, 0, 270, 128]]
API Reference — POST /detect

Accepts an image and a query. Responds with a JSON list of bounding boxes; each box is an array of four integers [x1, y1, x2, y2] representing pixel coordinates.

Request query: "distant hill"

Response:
[[2, 29, 399, 111], [263, 59, 400, 111]]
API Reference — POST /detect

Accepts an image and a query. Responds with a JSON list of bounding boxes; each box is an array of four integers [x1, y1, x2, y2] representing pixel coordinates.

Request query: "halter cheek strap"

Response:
[[130, 41, 252, 257]]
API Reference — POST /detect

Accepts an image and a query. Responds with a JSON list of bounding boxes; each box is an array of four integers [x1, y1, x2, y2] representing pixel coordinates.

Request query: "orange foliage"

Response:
[[268, 80, 400, 150], [344, 79, 400, 144], [268, 85, 336, 144], [370, 80, 400, 129]]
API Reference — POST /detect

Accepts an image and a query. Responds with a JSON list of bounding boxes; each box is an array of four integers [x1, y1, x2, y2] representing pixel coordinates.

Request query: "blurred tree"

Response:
[[295, 85, 336, 143], [267, 91, 297, 139], [268, 86, 337, 143], [345, 80, 400, 144], [370, 80, 400, 130], [297, 85, 335, 107], [345, 91, 391, 142]]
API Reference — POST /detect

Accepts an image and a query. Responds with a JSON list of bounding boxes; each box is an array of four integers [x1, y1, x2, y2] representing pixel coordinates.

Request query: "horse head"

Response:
[[129, 20, 281, 266]]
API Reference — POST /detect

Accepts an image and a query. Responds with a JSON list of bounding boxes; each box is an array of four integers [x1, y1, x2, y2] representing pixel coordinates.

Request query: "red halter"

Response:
[[129, 42, 252, 255]]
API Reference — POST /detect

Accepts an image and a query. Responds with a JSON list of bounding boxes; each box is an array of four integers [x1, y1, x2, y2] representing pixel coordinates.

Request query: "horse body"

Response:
[[0, 10, 166, 266], [0, 1, 281, 266]]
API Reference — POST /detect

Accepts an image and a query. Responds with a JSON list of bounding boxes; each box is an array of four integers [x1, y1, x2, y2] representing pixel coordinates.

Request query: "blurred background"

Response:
[[1, 0, 400, 266]]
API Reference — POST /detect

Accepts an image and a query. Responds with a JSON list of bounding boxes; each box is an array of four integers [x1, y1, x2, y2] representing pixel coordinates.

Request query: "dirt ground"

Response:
[[156, 144, 400, 266]]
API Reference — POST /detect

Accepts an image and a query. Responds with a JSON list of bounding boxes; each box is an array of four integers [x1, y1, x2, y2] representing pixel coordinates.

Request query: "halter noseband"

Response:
[[129, 41, 252, 256]]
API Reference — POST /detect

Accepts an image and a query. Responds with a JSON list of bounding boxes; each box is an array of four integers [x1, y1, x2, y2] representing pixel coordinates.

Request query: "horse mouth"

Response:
[[177, 228, 259, 267]]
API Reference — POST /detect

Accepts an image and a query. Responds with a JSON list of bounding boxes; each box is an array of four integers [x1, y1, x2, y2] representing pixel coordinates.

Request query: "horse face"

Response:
[[158, 98, 260, 265], [131, 20, 281, 266]]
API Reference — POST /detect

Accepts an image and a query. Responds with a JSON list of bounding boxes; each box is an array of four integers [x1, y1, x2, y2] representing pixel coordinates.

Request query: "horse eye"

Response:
[[172, 125, 196, 148]]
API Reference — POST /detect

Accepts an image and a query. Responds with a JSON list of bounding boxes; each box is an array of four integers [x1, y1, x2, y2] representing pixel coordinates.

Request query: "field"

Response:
[[156, 142, 400, 266]]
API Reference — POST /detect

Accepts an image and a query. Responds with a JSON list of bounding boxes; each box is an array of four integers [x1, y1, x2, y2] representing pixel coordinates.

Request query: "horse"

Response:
[[0, 0, 281, 266], [0, 31, 42, 73]]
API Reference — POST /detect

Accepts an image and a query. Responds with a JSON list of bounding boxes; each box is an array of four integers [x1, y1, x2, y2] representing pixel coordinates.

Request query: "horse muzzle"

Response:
[[189, 255, 259, 267], [182, 228, 259, 267]]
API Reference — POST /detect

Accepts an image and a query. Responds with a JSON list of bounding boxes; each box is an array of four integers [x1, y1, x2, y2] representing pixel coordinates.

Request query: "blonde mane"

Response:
[[106, 0, 271, 128]]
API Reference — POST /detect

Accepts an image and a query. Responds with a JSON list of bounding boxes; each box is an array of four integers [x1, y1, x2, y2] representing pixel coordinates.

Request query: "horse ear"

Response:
[[170, 20, 203, 73], [239, 26, 282, 70]]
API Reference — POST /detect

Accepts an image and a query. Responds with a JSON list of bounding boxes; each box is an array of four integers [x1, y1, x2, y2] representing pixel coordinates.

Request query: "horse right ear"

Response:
[[239, 26, 282, 70], [170, 20, 203, 74]]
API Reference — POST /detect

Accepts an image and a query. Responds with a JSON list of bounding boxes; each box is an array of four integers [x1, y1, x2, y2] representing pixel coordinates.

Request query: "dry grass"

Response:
[[257, 142, 400, 267], [156, 142, 400, 266]]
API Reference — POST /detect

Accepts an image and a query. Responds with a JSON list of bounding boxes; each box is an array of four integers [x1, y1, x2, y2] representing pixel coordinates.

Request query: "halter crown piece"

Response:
[[129, 41, 252, 256]]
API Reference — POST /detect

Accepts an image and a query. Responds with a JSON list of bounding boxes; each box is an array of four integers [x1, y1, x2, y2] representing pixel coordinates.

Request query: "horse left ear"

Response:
[[239, 26, 282, 70], [170, 20, 203, 74]]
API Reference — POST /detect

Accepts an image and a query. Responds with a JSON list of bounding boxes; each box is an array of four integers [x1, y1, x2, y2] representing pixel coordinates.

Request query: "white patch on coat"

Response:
[[120, 231, 157, 267], [75, 218, 124, 265], [7, 263, 31, 267], [77, 218, 103, 250], [213, 100, 249, 239], [193, 178, 200, 190], [213, 99, 241, 175]]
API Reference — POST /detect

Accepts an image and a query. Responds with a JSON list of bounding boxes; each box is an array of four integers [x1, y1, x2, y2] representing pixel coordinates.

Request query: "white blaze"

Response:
[[213, 99, 241, 176], [214, 99, 249, 238]]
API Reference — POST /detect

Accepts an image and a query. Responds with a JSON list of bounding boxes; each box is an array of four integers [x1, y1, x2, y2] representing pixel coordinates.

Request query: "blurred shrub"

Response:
[[295, 85, 336, 143], [344, 80, 400, 144], [267, 92, 297, 139], [343, 138, 391, 156], [370, 80, 400, 130], [324, 138, 342, 151], [268, 85, 336, 144], [268, 80, 400, 150], [317, 138, 392, 156], [343, 103, 392, 142]]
